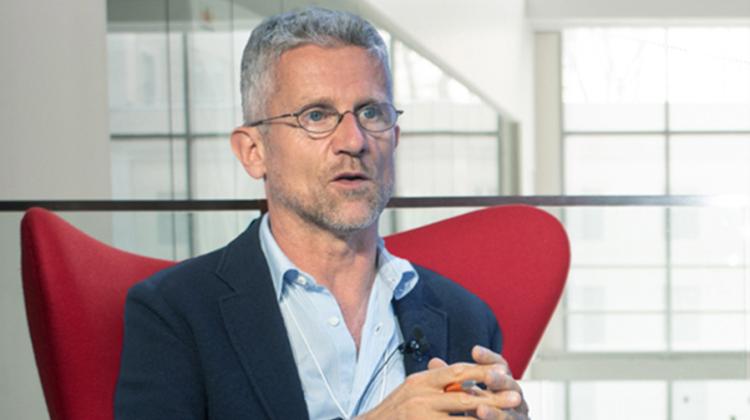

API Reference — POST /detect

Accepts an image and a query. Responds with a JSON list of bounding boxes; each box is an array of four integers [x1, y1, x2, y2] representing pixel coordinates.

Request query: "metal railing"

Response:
[[1, 194, 749, 212]]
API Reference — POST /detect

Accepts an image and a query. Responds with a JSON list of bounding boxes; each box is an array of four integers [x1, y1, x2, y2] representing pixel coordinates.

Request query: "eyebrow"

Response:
[[294, 96, 384, 112]]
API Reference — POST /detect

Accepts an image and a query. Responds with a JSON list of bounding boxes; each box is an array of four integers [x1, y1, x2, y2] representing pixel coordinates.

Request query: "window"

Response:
[[530, 26, 750, 419], [562, 27, 750, 353], [106, 4, 511, 255]]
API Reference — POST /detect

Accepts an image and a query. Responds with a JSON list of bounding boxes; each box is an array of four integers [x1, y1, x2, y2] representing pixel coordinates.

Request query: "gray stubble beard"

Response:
[[269, 170, 394, 239]]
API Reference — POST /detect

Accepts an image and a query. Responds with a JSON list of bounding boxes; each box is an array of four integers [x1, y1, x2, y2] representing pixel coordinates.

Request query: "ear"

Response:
[[393, 124, 400, 148], [231, 126, 267, 180]]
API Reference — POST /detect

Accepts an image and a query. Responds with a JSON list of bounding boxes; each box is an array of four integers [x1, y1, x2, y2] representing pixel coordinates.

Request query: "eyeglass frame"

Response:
[[244, 102, 404, 135]]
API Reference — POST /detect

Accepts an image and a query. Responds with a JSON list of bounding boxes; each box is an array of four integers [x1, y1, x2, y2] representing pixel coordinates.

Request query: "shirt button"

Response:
[[374, 323, 383, 334], [328, 316, 340, 327]]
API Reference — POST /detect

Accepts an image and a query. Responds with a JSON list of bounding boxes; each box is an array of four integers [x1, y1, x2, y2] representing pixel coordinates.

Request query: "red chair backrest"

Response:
[[21, 205, 568, 419], [385, 205, 570, 378], [21, 208, 175, 420]]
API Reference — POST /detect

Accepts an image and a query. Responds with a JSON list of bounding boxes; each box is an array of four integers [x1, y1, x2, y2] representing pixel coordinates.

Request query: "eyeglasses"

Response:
[[246, 102, 403, 135]]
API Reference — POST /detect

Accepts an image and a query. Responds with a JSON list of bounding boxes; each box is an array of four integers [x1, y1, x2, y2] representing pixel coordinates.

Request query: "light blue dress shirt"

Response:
[[259, 215, 419, 420]]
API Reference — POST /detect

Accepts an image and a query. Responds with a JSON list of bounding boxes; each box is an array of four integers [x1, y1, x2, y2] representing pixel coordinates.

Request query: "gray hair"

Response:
[[239, 7, 392, 124]]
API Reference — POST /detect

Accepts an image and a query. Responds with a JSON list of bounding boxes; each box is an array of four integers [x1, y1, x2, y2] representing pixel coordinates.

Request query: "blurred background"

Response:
[[2, 0, 750, 418]]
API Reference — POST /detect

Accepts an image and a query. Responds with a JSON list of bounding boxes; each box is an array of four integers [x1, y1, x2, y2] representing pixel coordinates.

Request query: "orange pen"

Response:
[[444, 380, 479, 393]]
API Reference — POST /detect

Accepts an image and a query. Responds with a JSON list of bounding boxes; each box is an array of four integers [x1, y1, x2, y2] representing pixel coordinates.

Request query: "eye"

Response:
[[359, 104, 383, 120], [306, 109, 325, 122], [300, 106, 335, 125]]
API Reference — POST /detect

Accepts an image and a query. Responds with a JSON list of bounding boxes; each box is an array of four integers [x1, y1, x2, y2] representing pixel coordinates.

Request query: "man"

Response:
[[115, 7, 528, 420]]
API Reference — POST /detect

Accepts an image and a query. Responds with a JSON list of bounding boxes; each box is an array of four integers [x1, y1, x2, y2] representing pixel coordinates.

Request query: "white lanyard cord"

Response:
[[284, 297, 350, 420]]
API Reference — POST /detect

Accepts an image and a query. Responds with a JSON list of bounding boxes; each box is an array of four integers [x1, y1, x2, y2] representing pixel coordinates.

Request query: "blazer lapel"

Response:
[[216, 219, 308, 420], [392, 275, 448, 375]]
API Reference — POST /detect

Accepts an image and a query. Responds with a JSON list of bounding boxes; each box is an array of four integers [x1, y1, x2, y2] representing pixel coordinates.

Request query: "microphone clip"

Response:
[[400, 327, 430, 362]]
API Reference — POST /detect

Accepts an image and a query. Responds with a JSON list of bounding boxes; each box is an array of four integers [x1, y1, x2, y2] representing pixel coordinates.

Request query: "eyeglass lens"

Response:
[[298, 103, 398, 133]]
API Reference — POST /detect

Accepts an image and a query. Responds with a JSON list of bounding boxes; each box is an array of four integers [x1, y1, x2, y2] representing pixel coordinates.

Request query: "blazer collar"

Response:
[[215, 219, 309, 420], [392, 268, 449, 375]]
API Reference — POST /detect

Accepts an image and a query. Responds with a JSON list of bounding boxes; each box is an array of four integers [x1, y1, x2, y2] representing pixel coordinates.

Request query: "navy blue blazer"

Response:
[[115, 218, 502, 420]]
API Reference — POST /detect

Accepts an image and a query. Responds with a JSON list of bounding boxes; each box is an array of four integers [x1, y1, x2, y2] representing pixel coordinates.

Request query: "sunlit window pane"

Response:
[[192, 211, 260, 255], [568, 314, 666, 351], [395, 135, 499, 197], [673, 381, 750, 420], [111, 139, 187, 199], [567, 268, 666, 312], [108, 33, 185, 134], [668, 28, 750, 131], [565, 135, 665, 194], [672, 314, 747, 351], [670, 207, 749, 266], [565, 208, 666, 266], [191, 138, 265, 200], [393, 41, 497, 132], [570, 381, 667, 420], [518, 381, 566, 420], [188, 32, 240, 133], [112, 211, 191, 261], [670, 135, 750, 195], [563, 28, 667, 132], [673, 268, 748, 312]]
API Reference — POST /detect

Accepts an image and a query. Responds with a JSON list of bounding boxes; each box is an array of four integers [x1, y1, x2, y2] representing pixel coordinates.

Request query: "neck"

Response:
[[266, 207, 380, 349]]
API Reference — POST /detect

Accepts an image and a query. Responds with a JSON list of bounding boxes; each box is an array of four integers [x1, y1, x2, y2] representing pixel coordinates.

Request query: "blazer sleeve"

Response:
[[114, 282, 206, 420]]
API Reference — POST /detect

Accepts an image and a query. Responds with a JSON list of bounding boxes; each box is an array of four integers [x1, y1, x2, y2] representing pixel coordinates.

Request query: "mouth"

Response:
[[331, 172, 372, 189], [332, 172, 370, 182]]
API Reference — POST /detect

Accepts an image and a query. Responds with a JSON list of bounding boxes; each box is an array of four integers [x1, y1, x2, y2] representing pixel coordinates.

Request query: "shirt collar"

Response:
[[258, 214, 418, 302]]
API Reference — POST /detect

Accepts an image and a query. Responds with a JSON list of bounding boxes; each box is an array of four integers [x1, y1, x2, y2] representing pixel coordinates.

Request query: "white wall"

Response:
[[0, 0, 111, 417]]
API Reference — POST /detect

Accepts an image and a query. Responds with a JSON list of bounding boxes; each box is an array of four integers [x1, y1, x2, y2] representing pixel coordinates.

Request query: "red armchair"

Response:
[[21, 205, 569, 420]]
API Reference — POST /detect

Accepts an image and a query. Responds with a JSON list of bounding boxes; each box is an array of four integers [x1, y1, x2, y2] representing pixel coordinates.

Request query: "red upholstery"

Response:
[[20, 204, 568, 419], [21, 208, 175, 420], [385, 205, 570, 378]]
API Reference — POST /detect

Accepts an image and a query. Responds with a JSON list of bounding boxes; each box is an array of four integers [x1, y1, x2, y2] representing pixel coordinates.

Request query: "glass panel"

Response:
[[567, 314, 666, 351], [188, 31, 240, 133], [673, 381, 750, 420], [563, 28, 667, 132], [565, 135, 665, 194], [672, 314, 747, 351], [668, 28, 750, 131], [567, 268, 666, 312], [570, 381, 667, 420], [673, 268, 748, 312], [191, 138, 265, 199], [517, 381, 566, 420], [111, 139, 187, 199], [392, 41, 497, 132], [670, 207, 749, 266], [381, 207, 481, 236], [107, 32, 185, 135], [670, 134, 750, 195], [191, 211, 259, 255], [113, 211, 191, 260], [395, 135, 499, 197], [565, 208, 666, 266]]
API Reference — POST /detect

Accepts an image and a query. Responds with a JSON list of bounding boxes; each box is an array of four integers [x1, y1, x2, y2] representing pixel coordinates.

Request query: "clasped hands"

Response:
[[358, 345, 529, 420]]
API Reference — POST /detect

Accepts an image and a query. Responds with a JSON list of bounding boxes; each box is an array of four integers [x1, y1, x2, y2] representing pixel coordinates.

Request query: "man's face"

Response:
[[258, 44, 398, 236]]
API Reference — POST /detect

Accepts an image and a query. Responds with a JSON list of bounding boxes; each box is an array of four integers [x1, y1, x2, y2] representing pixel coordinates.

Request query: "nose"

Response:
[[332, 111, 367, 156]]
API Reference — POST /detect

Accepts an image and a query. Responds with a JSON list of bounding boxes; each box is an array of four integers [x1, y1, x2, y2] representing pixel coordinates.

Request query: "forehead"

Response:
[[272, 44, 389, 107]]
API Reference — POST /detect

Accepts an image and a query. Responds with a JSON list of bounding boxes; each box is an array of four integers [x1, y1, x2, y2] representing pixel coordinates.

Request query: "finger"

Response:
[[431, 390, 522, 412], [476, 403, 501, 420], [484, 370, 522, 393], [428, 357, 449, 370], [467, 387, 522, 409], [478, 405, 529, 420], [428, 362, 497, 387], [471, 345, 507, 366]]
